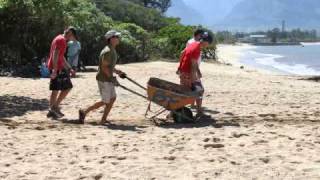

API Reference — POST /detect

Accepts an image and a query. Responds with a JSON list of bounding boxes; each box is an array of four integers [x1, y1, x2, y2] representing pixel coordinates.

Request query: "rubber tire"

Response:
[[172, 107, 194, 124]]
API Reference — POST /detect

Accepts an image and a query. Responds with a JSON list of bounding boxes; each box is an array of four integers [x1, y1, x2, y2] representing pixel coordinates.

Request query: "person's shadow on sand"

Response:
[[60, 119, 146, 132], [0, 95, 48, 119], [156, 115, 240, 129]]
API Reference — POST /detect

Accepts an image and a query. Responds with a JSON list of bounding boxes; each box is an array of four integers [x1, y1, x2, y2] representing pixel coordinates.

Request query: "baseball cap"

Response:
[[105, 30, 121, 40], [200, 32, 213, 44], [65, 26, 77, 37], [194, 29, 204, 36]]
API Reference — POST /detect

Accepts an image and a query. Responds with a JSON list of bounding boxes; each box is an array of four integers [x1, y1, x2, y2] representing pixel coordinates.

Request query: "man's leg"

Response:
[[47, 90, 61, 118], [55, 89, 71, 108], [194, 81, 206, 117], [84, 101, 105, 115], [196, 98, 203, 114], [49, 90, 59, 108], [79, 101, 105, 124], [100, 97, 116, 124]]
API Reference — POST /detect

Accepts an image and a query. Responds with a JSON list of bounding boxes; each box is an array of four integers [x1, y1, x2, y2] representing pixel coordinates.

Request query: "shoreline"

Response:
[[216, 43, 255, 66], [217, 43, 320, 77], [216, 43, 277, 75]]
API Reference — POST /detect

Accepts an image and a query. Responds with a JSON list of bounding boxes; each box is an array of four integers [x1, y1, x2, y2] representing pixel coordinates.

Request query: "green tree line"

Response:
[[0, 0, 216, 75], [217, 29, 319, 44]]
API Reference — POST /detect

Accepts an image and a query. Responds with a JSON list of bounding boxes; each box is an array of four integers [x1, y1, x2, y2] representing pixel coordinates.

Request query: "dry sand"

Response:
[[1, 54, 320, 179], [217, 43, 255, 66]]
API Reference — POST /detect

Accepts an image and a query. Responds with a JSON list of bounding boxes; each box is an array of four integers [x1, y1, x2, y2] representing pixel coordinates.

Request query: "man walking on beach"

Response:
[[178, 33, 213, 117], [78, 30, 125, 125], [67, 36, 81, 73], [186, 29, 205, 110], [47, 27, 77, 119]]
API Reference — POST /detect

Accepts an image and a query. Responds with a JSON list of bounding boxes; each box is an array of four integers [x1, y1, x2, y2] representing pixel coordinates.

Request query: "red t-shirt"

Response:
[[178, 42, 201, 74], [47, 34, 67, 71]]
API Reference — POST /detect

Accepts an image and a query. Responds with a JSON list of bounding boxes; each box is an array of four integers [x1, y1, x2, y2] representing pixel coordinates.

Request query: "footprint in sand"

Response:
[[288, 137, 295, 140], [34, 126, 45, 130], [224, 112, 234, 116], [230, 161, 241, 165], [99, 160, 105, 164], [117, 156, 126, 160], [69, 160, 77, 165], [258, 114, 277, 118], [204, 144, 224, 149], [111, 162, 119, 165], [290, 161, 302, 164], [93, 173, 103, 180], [163, 156, 176, 161], [231, 132, 249, 138], [253, 140, 268, 145], [259, 157, 270, 164], [82, 145, 90, 152]]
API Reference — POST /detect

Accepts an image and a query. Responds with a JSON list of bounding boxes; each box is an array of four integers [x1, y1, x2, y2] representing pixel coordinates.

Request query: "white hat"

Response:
[[105, 30, 121, 40]]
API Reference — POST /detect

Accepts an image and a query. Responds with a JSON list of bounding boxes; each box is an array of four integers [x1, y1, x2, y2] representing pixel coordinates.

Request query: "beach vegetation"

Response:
[[0, 0, 217, 76]]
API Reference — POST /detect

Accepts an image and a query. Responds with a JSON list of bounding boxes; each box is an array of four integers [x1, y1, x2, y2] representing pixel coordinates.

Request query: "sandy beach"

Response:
[[217, 44, 255, 66], [1, 52, 320, 179]]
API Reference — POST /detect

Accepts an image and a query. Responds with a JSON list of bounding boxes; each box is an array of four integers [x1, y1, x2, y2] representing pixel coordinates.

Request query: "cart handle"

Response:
[[118, 84, 148, 99], [120, 73, 147, 91]]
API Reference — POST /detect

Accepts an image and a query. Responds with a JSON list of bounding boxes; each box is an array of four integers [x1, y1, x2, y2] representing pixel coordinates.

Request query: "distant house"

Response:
[[239, 34, 271, 44]]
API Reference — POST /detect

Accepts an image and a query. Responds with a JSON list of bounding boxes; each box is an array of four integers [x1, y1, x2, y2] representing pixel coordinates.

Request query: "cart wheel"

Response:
[[172, 107, 194, 123]]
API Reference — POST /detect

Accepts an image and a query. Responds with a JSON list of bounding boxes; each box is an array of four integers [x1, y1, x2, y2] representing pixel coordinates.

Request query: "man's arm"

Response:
[[114, 68, 123, 75], [197, 65, 202, 79], [51, 48, 59, 79], [101, 54, 112, 78], [191, 59, 199, 82], [63, 57, 72, 70]]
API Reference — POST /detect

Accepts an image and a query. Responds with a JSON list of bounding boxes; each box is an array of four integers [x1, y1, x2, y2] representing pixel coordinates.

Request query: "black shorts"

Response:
[[191, 81, 204, 98], [49, 70, 73, 91]]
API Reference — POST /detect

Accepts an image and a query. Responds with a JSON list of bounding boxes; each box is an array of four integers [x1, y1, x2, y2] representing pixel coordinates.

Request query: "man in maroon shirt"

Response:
[[47, 27, 77, 119], [178, 33, 213, 117]]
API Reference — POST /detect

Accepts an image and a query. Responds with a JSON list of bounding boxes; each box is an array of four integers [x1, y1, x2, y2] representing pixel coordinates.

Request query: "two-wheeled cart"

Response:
[[119, 76, 198, 123]]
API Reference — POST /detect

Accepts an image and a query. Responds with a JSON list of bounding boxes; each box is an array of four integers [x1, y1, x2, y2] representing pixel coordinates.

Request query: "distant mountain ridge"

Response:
[[167, 0, 320, 31], [183, 0, 243, 25], [166, 0, 204, 25], [219, 0, 320, 31]]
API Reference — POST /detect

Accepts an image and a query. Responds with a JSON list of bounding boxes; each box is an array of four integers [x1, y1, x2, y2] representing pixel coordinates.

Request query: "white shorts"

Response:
[[97, 81, 116, 103]]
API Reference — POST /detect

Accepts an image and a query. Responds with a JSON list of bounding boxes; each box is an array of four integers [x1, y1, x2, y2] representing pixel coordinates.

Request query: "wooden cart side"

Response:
[[147, 85, 196, 110]]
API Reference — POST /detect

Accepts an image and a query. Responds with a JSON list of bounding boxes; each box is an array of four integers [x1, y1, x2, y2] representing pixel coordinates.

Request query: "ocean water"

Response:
[[239, 43, 320, 75]]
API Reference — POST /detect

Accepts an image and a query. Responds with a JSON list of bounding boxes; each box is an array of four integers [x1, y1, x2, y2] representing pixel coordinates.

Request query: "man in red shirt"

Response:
[[178, 33, 213, 117], [47, 27, 77, 119]]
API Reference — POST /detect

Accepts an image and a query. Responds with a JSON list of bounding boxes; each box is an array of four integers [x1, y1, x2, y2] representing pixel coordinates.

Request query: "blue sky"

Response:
[[168, 0, 243, 25]]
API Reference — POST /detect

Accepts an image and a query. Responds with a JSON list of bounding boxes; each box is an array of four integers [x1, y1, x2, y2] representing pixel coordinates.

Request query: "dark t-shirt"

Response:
[[96, 45, 118, 82]]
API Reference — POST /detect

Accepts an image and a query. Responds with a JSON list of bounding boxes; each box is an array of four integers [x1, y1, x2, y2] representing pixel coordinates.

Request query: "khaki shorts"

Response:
[[97, 81, 116, 103]]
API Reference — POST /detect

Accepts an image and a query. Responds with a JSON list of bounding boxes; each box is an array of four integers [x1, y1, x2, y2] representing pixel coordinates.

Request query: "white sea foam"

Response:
[[301, 42, 320, 46], [247, 50, 320, 75]]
